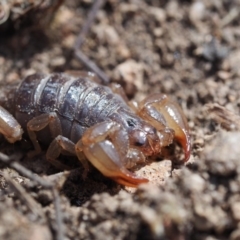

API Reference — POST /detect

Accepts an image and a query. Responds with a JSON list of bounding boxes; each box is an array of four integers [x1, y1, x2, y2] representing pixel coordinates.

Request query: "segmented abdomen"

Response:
[[13, 73, 127, 142]]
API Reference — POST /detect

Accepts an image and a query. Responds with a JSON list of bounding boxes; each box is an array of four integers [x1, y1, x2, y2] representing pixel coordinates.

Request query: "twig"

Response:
[[0, 152, 65, 240], [52, 188, 65, 240], [0, 152, 53, 188], [42, 171, 69, 189], [205, 103, 240, 131], [74, 0, 109, 84], [3, 172, 45, 220]]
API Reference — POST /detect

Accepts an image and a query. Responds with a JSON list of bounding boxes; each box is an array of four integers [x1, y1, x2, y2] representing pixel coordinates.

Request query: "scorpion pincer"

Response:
[[0, 72, 191, 187]]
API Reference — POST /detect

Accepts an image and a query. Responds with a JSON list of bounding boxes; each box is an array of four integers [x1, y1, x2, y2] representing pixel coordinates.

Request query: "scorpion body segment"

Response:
[[0, 72, 191, 187], [13, 72, 128, 143]]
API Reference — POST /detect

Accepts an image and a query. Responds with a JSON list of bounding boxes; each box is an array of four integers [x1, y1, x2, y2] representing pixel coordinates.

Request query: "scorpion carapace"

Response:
[[0, 72, 191, 187]]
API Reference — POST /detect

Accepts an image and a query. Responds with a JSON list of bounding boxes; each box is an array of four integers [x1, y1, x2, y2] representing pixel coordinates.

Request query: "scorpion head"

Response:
[[115, 96, 191, 161], [118, 111, 161, 156], [129, 123, 161, 156]]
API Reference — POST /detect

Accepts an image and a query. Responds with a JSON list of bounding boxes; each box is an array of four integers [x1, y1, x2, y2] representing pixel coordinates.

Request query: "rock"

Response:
[[189, 2, 205, 23], [112, 59, 145, 91], [203, 131, 240, 176], [149, 7, 166, 24]]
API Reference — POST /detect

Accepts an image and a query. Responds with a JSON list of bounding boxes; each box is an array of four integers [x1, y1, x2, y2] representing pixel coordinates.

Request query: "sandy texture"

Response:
[[0, 0, 240, 239]]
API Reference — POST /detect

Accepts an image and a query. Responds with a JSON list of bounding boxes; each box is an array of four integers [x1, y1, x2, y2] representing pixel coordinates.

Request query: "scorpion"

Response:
[[0, 71, 190, 187]]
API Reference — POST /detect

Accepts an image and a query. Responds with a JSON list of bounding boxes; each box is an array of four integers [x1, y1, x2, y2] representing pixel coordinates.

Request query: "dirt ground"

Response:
[[0, 0, 240, 239]]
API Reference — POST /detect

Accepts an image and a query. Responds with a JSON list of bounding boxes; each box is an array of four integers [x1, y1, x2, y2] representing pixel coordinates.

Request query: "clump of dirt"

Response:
[[0, 0, 240, 239], [74, 131, 240, 239]]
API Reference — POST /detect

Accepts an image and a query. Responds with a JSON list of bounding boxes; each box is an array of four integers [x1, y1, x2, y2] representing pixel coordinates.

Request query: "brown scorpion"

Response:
[[0, 72, 190, 187]]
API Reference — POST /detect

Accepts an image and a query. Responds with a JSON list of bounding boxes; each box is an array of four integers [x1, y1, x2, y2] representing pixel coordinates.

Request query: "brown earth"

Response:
[[0, 0, 240, 239]]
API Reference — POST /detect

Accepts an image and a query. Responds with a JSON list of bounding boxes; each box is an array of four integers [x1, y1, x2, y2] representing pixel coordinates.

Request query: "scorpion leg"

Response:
[[46, 135, 76, 170], [0, 106, 23, 143], [27, 112, 62, 157], [109, 83, 129, 103], [109, 83, 139, 112], [75, 120, 148, 187], [138, 93, 191, 161]]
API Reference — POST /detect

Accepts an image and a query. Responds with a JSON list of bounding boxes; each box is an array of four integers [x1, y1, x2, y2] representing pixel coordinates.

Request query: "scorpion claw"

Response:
[[161, 98, 191, 162], [111, 173, 149, 188], [175, 127, 191, 162], [138, 93, 191, 162], [81, 140, 148, 187]]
